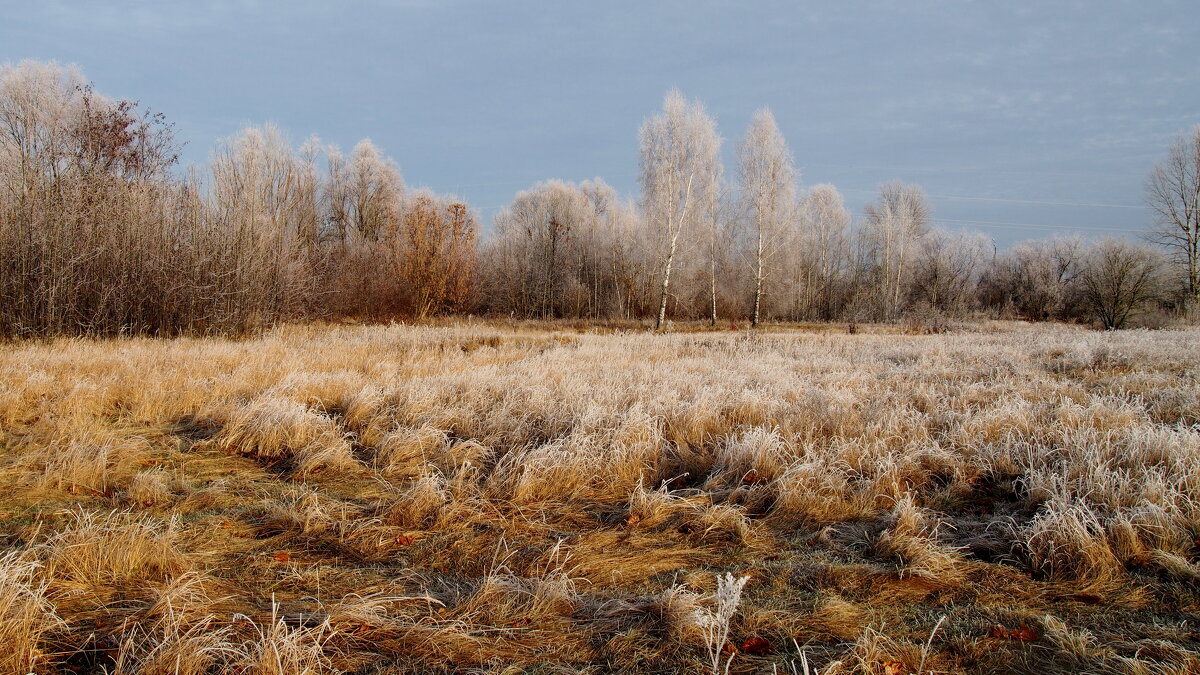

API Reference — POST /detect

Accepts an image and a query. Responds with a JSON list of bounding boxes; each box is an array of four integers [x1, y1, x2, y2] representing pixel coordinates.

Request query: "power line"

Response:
[[838, 187, 1149, 210], [929, 217, 1139, 233]]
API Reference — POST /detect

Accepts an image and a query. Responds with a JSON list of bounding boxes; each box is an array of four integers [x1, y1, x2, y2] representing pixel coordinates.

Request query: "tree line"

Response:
[[2, 61, 1196, 337]]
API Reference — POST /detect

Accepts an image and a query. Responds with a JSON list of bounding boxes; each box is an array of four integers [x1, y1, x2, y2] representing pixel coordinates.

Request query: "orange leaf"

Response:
[[883, 661, 908, 675], [625, 513, 642, 527], [272, 551, 291, 563], [396, 534, 415, 546], [741, 636, 771, 655], [1014, 624, 1039, 642], [720, 641, 738, 656]]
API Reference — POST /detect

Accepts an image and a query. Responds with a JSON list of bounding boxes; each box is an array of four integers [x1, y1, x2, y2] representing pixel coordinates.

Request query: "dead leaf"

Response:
[[272, 551, 291, 563], [741, 636, 771, 655], [882, 660, 908, 675], [396, 534, 415, 546], [1073, 592, 1104, 605], [741, 469, 762, 485], [625, 513, 642, 527], [1014, 624, 1040, 642], [720, 641, 738, 656]]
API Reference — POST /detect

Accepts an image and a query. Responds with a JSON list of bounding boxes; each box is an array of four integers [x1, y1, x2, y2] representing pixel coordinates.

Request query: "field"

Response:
[[0, 321, 1198, 674]]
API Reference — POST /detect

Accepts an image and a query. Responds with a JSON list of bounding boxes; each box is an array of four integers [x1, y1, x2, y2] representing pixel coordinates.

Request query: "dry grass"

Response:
[[0, 320, 1198, 673]]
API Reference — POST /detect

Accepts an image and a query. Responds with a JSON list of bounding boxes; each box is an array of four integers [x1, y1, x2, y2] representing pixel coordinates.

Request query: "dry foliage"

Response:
[[0, 321, 1198, 672]]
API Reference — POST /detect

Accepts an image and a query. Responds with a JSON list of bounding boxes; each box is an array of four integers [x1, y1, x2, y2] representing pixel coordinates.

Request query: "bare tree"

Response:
[[1146, 124, 1200, 310], [639, 90, 721, 331], [706, 166, 728, 326], [791, 183, 850, 320], [907, 229, 989, 314], [862, 181, 931, 320], [737, 108, 796, 327], [1080, 239, 1163, 329], [394, 189, 478, 318]]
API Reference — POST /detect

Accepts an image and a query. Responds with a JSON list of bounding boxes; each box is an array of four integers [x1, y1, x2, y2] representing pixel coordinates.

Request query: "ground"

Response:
[[0, 321, 1197, 674]]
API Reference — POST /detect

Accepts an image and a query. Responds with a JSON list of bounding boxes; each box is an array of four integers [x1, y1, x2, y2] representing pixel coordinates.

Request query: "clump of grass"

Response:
[[870, 495, 966, 586], [0, 551, 62, 674], [215, 396, 356, 476], [231, 601, 337, 675], [1016, 499, 1123, 582], [42, 508, 190, 593]]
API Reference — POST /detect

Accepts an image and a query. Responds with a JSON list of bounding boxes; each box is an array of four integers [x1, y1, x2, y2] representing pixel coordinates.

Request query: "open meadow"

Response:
[[0, 322, 1198, 674]]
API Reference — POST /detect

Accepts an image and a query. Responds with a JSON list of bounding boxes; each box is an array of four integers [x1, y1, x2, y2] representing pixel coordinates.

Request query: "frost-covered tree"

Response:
[[737, 108, 796, 327], [978, 236, 1085, 321], [485, 178, 641, 319], [908, 229, 989, 314], [862, 181, 931, 319], [789, 184, 851, 320], [639, 89, 722, 330]]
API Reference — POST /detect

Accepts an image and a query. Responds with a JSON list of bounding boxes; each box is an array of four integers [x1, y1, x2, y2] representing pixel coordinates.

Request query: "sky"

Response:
[[4, 0, 1197, 247]]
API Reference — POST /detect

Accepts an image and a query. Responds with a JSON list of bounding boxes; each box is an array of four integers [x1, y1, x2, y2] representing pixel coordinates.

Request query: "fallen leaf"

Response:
[[272, 551, 291, 563], [741, 636, 771, 655], [741, 469, 762, 485], [221, 521, 233, 528], [1014, 624, 1040, 642], [882, 660, 908, 675], [720, 641, 738, 656], [1073, 592, 1104, 605], [625, 513, 642, 527], [396, 534, 415, 546]]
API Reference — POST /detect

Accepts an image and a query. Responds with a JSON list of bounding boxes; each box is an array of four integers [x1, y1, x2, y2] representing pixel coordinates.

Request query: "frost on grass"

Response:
[[0, 322, 1197, 672]]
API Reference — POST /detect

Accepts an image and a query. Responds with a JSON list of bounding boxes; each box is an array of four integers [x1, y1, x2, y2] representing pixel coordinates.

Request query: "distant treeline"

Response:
[[2, 61, 1196, 337]]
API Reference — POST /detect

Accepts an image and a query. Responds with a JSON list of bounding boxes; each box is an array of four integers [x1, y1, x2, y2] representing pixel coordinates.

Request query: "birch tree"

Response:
[[862, 181, 930, 320], [639, 89, 721, 330], [738, 108, 796, 327], [792, 184, 850, 320], [1145, 124, 1200, 309]]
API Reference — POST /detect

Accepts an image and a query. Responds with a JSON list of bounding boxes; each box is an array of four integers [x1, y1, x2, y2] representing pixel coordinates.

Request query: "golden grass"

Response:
[[0, 320, 1197, 672]]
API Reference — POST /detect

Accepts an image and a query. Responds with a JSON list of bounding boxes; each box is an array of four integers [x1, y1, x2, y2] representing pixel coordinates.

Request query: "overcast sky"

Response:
[[4, 0, 1197, 246]]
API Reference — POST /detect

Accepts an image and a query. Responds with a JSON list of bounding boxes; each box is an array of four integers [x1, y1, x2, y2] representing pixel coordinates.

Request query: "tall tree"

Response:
[[737, 109, 796, 326], [639, 90, 721, 331], [395, 190, 478, 318], [789, 184, 850, 320], [1146, 124, 1200, 309], [862, 181, 930, 320]]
